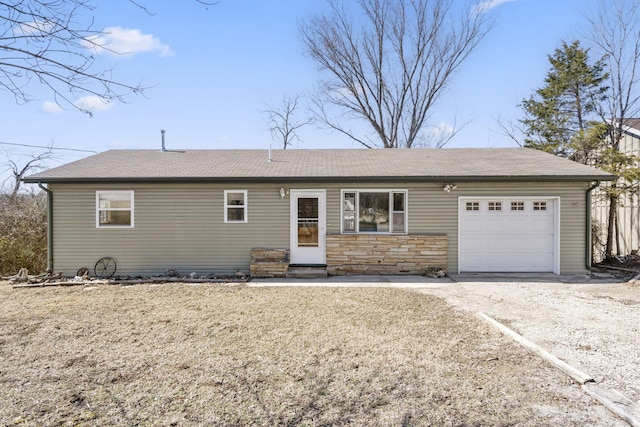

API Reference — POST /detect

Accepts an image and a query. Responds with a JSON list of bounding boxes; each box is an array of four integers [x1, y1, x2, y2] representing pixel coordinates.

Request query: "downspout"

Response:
[[37, 182, 53, 272], [586, 180, 601, 271]]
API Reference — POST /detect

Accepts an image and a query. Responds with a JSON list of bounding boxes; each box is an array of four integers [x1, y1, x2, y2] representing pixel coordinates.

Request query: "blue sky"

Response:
[[1, 0, 597, 185]]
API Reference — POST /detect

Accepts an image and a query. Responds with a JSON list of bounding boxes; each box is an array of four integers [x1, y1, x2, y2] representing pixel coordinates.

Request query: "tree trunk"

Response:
[[10, 176, 21, 197], [605, 193, 617, 258], [615, 208, 621, 256]]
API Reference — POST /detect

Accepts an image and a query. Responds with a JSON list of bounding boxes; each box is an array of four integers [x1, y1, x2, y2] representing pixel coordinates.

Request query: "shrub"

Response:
[[0, 192, 47, 276]]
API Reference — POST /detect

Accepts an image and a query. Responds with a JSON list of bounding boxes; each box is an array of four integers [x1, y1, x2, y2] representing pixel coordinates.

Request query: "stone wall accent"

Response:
[[326, 234, 447, 275], [250, 248, 289, 278]]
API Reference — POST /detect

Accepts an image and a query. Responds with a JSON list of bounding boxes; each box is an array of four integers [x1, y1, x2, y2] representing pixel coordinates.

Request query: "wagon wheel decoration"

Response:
[[94, 257, 117, 279]]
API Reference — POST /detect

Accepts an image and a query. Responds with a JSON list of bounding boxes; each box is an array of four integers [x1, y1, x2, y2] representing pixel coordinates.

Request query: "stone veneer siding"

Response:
[[326, 234, 447, 275], [250, 248, 289, 278]]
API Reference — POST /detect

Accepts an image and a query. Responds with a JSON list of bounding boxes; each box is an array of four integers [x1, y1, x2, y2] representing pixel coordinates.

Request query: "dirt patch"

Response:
[[0, 281, 624, 426]]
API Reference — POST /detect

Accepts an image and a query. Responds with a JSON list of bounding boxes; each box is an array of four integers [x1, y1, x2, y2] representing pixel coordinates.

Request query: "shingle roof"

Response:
[[622, 118, 640, 129], [622, 118, 640, 137], [23, 148, 616, 183]]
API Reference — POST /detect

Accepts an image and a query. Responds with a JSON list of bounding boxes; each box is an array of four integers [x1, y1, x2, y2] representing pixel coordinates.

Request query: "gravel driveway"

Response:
[[255, 274, 640, 425], [417, 276, 640, 406]]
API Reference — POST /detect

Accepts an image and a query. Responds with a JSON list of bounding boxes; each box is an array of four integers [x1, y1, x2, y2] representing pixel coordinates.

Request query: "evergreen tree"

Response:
[[520, 40, 608, 161], [521, 39, 640, 259]]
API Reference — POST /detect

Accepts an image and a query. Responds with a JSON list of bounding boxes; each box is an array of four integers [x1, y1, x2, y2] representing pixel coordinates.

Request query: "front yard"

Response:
[[0, 282, 603, 426]]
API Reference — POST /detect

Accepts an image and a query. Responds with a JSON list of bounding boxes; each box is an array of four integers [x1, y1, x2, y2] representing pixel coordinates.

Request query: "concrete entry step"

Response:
[[286, 266, 328, 279]]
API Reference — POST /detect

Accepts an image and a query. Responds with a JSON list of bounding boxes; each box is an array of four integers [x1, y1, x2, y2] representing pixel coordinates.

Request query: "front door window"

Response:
[[297, 197, 319, 247]]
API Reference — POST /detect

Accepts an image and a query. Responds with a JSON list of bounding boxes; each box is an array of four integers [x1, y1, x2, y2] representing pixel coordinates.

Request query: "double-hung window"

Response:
[[224, 190, 247, 223], [341, 190, 407, 234], [96, 191, 134, 228]]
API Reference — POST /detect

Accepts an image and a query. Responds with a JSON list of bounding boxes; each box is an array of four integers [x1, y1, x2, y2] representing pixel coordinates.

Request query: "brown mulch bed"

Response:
[[0, 282, 607, 426]]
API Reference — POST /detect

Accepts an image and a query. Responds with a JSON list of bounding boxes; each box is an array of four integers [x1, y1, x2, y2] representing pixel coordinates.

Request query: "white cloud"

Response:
[[41, 101, 63, 114], [84, 26, 173, 57], [74, 96, 113, 112], [474, 0, 517, 14], [429, 122, 455, 138]]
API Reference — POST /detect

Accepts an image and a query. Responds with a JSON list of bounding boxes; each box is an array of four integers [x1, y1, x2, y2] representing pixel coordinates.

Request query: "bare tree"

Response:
[[2, 149, 53, 196], [0, 148, 52, 274], [586, 0, 640, 131], [264, 95, 312, 149], [0, 1, 214, 115], [300, 0, 492, 148], [585, 0, 640, 257]]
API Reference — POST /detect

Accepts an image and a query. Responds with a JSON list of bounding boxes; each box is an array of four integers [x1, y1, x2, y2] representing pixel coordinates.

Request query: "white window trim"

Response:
[[340, 189, 408, 234], [96, 190, 134, 228], [224, 190, 248, 223]]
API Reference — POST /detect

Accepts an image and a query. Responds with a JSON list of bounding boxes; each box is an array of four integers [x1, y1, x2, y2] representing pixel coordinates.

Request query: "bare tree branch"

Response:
[[127, 0, 218, 15], [301, 0, 493, 148], [584, 0, 640, 140], [2, 148, 53, 196], [495, 116, 524, 147], [420, 115, 471, 149], [0, 1, 212, 115], [263, 94, 312, 149]]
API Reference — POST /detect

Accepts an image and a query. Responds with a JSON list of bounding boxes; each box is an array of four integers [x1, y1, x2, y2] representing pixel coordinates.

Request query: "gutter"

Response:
[[22, 174, 617, 185], [586, 181, 601, 271], [37, 182, 53, 272]]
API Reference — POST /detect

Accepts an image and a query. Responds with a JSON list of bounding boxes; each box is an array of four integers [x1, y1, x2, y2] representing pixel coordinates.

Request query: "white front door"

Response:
[[290, 190, 326, 265]]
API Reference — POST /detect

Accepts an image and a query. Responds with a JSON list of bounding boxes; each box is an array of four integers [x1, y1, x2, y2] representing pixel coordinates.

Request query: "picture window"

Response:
[[341, 190, 407, 233]]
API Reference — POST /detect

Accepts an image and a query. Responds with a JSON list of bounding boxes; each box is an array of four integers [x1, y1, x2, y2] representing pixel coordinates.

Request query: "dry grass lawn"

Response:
[[0, 282, 600, 426]]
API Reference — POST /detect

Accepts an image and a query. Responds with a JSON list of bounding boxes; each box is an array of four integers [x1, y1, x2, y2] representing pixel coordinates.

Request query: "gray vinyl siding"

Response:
[[49, 180, 591, 277], [50, 183, 292, 277]]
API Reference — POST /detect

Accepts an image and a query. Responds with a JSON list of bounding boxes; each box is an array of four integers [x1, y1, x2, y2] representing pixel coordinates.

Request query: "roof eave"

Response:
[[22, 174, 617, 184]]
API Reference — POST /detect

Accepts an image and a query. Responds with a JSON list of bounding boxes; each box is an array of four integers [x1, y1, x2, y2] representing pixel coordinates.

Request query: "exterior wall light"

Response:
[[443, 183, 457, 192], [280, 187, 286, 199]]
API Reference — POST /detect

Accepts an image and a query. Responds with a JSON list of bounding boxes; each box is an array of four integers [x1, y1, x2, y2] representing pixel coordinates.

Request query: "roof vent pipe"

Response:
[[161, 129, 166, 152], [269, 144, 272, 162]]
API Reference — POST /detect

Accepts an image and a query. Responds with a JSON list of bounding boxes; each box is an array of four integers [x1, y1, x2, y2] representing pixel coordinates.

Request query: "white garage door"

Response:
[[459, 198, 558, 273]]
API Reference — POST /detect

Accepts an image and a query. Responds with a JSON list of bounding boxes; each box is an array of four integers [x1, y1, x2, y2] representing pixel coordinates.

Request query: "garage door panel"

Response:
[[460, 219, 484, 233], [460, 256, 484, 271], [507, 237, 529, 252], [506, 216, 530, 232], [459, 198, 557, 273], [505, 235, 553, 252], [507, 254, 532, 270], [463, 236, 485, 252], [485, 217, 505, 232], [531, 216, 554, 232], [485, 238, 506, 252], [527, 235, 554, 252], [485, 256, 507, 270], [516, 254, 553, 271]]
